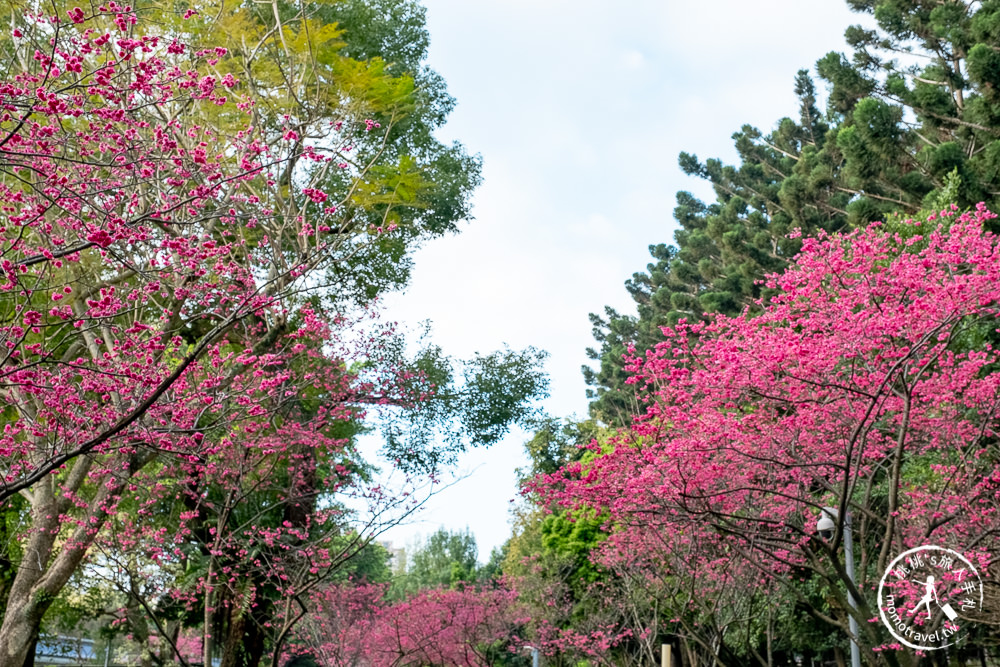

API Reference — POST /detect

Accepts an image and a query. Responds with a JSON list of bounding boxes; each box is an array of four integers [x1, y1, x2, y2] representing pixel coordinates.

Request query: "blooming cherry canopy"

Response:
[[296, 583, 520, 667], [536, 206, 1000, 664], [0, 5, 410, 665]]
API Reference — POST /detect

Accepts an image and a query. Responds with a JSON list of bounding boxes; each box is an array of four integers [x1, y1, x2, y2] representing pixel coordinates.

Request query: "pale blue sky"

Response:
[[370, 0, 869, 560]]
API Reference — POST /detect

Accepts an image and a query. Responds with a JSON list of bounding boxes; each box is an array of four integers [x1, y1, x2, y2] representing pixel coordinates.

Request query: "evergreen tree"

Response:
[[588, 0, 1000, 425]]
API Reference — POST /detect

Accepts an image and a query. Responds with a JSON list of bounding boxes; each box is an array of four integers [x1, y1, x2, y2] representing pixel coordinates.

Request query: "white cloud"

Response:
[[621, 49, 646, 70], [569, 213, 616, 241]]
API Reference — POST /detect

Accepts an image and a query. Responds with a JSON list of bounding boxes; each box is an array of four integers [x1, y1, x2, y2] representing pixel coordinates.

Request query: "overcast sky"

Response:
[[366, 0, 868, 560]]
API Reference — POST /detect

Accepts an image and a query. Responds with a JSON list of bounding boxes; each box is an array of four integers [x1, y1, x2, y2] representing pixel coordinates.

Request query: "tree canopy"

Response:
[[0, 3, 545, 666], [587, 0, 1000, 426]]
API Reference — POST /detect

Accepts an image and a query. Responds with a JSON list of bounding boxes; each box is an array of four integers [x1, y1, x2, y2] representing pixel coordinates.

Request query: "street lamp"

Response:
[[817, 507, 861, 667], [522, 645, 539, 667]]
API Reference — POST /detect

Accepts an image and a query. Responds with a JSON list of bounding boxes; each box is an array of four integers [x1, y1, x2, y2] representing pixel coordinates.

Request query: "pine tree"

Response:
[[588, 0, 1000, 425]]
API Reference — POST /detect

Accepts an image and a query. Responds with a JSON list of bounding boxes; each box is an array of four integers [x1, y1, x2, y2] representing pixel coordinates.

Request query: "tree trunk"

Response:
[[0, 484, 62, 667], [219, 598, 267, 667], [0, 595, 43, 667], [22, 637, 35, 667], [220, 605, 246, 667], [0, 474, 121, 667]]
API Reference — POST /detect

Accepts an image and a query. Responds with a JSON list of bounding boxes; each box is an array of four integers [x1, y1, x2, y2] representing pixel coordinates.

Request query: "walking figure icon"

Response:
[[910, 576, 958, 622]]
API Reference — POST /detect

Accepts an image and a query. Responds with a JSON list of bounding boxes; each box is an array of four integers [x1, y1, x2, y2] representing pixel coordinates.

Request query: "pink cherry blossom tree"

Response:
[[0, 5, 419, 664], [83, 306, 432, 667], [295, 583, 520, 667], [0, 7, 548, 665], [536, 206, 1000, 667]]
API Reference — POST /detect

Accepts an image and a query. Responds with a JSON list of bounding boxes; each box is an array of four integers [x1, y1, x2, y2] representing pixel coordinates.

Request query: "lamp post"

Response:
[[817, 507, 861, 667], [523, 645, 539, 667]]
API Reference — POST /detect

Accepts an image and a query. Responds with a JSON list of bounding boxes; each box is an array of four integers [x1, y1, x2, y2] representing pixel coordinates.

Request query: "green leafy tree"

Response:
[[394, 528, 480, 595], [518, 417, 598, 481]]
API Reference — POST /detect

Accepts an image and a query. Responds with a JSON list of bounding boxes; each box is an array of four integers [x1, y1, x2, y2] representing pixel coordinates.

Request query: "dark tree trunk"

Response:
[[21, 637, 35, 667], [219, 599, 268, 667]]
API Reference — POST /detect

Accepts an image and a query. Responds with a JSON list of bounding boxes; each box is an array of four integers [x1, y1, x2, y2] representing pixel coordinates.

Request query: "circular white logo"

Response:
[[877, 545, 984, 650]]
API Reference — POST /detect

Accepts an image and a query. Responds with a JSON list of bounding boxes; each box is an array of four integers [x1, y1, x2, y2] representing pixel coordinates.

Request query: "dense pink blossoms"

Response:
[[535, 206, 1000, 663], [295, 584, 520, 667], [0, 7, 413, 665]]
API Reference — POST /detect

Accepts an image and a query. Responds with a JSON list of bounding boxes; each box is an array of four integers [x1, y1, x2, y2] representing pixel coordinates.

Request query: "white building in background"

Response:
[[378, 540, 406, 575]]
